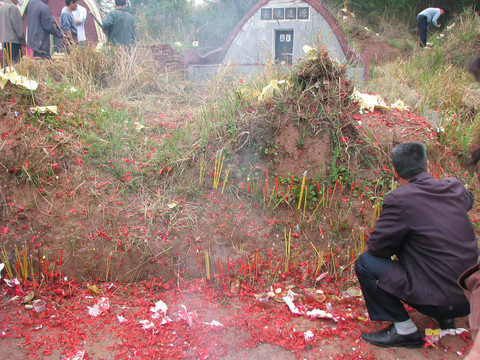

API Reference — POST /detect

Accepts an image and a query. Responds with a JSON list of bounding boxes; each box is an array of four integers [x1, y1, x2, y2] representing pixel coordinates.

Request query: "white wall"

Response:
[[222, 0, 346, 65]]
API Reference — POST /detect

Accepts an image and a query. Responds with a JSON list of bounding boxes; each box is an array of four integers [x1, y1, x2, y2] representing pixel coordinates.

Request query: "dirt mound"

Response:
[[0, 47, 439, 284], [0, 44, 476, 359], [351, 26, 402, 64]]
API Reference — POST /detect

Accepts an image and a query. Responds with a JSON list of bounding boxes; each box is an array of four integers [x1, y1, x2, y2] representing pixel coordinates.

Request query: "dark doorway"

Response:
[[275, 30, 293, 64]]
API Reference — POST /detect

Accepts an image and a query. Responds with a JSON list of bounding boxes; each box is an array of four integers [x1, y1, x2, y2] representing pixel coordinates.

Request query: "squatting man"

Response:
[[355, 142, 479, 348]]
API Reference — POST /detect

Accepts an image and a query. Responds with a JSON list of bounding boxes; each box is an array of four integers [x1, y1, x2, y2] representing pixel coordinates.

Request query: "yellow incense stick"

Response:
[[284, 228, 291, 272], [30, 256, 35, 284], [221, 166, 231, 194], [271, 190, 291, 211], [307, 197, 325, 222], [360, 228, 365, 253], [105, 253, 112, 281], [303, 184, 308, 217], [199, 156, 206, 189], [15, 246, 22, 278], [213, 153, 224, 191], [371, 201, 382, 227], [297, 171, 307, 210], [205, 251, 210, 279], [1, 246, 13, 278], [329, 180, 338, 208], [21, 245, 28, 279], [310, 241, 324, 276], [267, 187, 276, 208]]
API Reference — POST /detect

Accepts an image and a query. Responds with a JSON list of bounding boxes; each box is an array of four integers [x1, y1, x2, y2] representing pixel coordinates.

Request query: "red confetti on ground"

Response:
[[0, 274, 473, 360]]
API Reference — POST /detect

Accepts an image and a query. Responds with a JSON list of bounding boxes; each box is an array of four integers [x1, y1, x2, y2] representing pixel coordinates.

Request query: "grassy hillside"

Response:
[[1, 10, 480, 287]]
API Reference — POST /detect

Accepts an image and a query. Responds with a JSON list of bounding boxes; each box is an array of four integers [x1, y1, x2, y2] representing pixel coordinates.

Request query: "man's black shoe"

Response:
[[361, 323, 424, 348], [436, 318, 455, 330]]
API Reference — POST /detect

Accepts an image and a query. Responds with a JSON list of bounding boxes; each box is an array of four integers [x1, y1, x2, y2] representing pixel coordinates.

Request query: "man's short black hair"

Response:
[[115, 0, 127, 6], [65, 0, 77, 5], [440, 7, 450, 14], [391, 142, 427, 179]]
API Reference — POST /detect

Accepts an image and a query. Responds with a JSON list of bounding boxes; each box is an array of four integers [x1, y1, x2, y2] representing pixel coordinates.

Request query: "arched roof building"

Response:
[[185, 0, 367, 82]]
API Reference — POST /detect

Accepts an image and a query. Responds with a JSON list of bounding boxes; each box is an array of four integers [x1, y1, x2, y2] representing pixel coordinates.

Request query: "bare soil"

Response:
[[351, 25, 402, 64]]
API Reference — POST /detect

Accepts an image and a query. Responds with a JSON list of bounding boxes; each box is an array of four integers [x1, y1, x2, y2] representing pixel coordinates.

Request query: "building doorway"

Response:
[[275, 30, 293, 64]]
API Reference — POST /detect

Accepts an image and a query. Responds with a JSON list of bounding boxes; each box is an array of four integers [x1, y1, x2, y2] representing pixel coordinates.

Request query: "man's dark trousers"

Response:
[[355, 253, 470, 321], [2, 43, 22, 63], [417, 15, 428, 47]]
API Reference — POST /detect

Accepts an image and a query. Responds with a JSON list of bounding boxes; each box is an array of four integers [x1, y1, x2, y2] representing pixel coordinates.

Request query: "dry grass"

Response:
[[25, 43, 202, 111], [365, 11, 480, 116]]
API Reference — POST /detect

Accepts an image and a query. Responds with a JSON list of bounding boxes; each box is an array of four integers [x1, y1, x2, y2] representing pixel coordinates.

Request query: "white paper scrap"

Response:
[[139, 320, 155, 329], [206, 320, 223, 327], [304, 330, 314, 341], [117, 315, 127, 323], [150, 300, 168, 317], [306, 308, 334, 320], [440, 328, 468, 337]]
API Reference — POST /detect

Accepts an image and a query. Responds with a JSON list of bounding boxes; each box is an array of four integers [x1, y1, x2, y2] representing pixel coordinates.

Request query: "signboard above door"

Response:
[[261, 7, 309, 20]]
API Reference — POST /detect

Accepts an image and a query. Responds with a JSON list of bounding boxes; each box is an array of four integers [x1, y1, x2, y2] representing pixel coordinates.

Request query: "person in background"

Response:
[[60, 0, 78, 50], [62, 0, 86, 44], [460, 53, 480, 360], [355, 142, 479, 348], [72, 3, 87, 44], [26, 0, 64, 59], [0, 0, 25, 64], [101, 0, 136, 48], [417, 7, 449, 48]]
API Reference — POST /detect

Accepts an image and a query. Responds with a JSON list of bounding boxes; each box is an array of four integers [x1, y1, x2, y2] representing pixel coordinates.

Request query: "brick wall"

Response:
[[143, 44, 183, 73]]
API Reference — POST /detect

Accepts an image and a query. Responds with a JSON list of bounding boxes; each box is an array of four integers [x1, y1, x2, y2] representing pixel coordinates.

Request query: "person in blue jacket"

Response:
[[417, 7, 449, 48], [60, 0, 78, 52]]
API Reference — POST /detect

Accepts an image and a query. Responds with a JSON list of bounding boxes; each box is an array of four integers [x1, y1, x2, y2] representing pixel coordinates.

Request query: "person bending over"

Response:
[[417, 7, 449, 47], [355, 142, 479, 348]]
